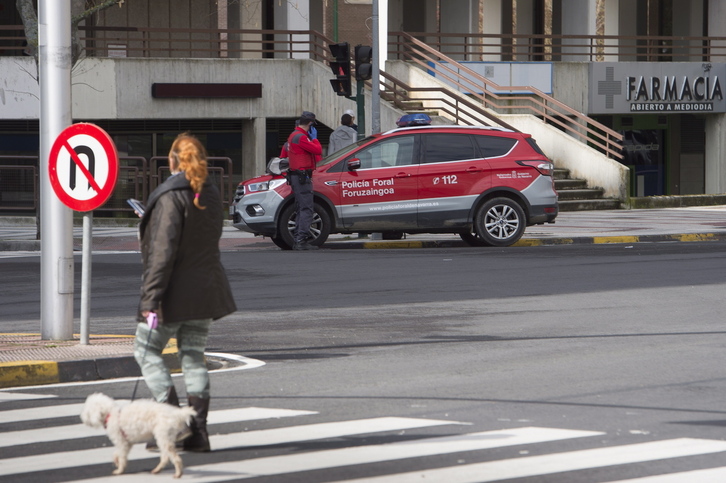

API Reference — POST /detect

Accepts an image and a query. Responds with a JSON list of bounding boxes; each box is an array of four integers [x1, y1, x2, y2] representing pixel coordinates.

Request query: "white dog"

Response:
[[80, 392, 196, 478]]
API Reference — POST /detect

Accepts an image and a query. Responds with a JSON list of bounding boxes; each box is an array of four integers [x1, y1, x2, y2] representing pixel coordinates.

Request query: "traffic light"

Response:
[[354, 45, 372, 81], [328, 42, 351, 97]]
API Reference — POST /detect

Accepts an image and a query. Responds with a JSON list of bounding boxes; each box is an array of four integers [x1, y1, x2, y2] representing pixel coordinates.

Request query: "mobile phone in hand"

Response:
[[127, 198, 145, 217]]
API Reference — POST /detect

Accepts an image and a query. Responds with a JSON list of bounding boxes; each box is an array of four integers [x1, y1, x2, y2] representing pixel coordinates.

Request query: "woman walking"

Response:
[[134, 133, 236, 452]]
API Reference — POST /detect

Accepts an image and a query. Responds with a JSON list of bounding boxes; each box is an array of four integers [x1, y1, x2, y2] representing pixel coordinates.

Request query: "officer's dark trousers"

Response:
[[290, 173, 313, 244]]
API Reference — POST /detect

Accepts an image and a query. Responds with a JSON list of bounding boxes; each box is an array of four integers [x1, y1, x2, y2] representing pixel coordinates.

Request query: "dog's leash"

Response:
[[130, 313, 157, 401]]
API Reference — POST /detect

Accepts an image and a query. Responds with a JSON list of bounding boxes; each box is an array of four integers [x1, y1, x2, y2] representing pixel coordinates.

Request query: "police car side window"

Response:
[[474, 135, 518, 158], [355, 135, 415, 169], [422, 134, 477, 163]]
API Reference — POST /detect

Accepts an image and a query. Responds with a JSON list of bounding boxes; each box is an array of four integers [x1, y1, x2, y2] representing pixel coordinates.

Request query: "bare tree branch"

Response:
[[16, 0, 125, 69], [72, 0, 124, 24], [16, 0, 38, 57]]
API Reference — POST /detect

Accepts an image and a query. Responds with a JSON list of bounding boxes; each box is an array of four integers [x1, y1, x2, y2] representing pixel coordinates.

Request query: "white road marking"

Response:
[[0, 402, 86, 424], [0, 352, 264, 391], [0, 406, 316, 447], [0, 392, 56, 402], [326, 438, 726, 483], [0, 416, 461, 476], [73, 426, 603, 482], [607, 466, 726, 482]]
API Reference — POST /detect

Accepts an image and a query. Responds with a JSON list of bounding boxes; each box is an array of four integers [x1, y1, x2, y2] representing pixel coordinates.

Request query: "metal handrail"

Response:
[[395, 32, 623, 160], [149, 156, 234, 206], [390, 31, 726, 62], [4, 24, 725, 62], [378, 71, 519, 132], [0, 155, 233, 215], [77, 26, 330, 61]]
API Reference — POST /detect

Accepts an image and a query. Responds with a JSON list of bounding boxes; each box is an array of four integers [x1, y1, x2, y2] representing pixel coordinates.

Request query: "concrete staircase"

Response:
[[554, 168, 621, 211]]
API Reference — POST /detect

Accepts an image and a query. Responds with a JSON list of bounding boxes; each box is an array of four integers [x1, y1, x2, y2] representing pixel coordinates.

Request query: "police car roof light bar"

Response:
[[396, 113, 432, 127]]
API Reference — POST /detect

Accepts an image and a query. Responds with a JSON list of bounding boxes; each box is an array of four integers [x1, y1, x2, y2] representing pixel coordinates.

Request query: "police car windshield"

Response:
[[319, 137, 373, 167]]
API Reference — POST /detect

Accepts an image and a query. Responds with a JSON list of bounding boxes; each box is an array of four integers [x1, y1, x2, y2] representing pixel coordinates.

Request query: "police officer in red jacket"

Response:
[[282, 114, 322, 250]]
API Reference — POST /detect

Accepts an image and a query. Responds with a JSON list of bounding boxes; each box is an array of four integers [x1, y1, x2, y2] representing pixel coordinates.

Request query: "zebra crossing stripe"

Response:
[[208, 416, 461, 450], [0, 407, 317, 448], [0, 392, 56, 402], [325, 437, 726, 483], [606, 466, 726, 482], [0, 403, 86, 424], [0, 416, 460, 477], [76, 426, 604, 482]]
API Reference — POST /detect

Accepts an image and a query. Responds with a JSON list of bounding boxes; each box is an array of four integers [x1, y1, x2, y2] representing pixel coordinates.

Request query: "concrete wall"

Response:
[[0, 56, 360, 124], [1, 58, 41, 119], [551, 62, 589, 113]]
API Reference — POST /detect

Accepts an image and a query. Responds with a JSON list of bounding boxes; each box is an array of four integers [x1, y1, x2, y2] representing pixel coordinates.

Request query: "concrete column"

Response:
[[705, 2, 726, 195], [709, 0, 726, 60], [705, 114, 726, 194], [480, 0, 502, 61], [277, 0, 310, 59], [242, 117, 267, 181], [560, 0, 596, 60], [603, 0, 619, 60], [227, 0, 263, 59]]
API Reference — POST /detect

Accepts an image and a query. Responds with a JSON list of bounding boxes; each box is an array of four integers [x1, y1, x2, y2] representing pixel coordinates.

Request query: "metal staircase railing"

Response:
[[391, 31, 623, 161], [378, 70, 519, 132]]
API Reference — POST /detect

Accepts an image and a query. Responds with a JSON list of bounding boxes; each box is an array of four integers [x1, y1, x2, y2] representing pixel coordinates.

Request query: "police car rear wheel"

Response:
[[474, 198, 526, 247], [278, 203, 331, 249]]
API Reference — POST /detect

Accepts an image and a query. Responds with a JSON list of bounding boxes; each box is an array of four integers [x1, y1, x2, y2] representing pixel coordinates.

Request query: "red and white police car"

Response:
[[230, 120, 558, 249]]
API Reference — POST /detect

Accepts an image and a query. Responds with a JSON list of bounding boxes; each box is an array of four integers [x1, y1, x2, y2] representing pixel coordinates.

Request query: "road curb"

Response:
[[0, 240, 40, 251], [0, 354, 183, 389], [321, 232, 726, 249], [0, 335, 180, 389]]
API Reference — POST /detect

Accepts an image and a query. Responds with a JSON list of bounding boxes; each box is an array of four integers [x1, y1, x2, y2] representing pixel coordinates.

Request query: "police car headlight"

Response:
[[245, 178, 286, 194]]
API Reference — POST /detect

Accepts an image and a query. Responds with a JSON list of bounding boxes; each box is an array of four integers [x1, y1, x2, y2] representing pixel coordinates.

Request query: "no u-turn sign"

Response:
[[49, 123, 119, 212]]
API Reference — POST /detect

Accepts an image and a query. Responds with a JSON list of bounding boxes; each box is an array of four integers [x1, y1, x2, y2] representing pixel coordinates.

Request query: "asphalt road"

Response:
[[2, 242, 726, 482]]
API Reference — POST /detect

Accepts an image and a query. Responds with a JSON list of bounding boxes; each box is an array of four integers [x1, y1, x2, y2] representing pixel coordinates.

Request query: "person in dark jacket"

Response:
[[328, 113, 358, 154], [134, 133, 236, 453]]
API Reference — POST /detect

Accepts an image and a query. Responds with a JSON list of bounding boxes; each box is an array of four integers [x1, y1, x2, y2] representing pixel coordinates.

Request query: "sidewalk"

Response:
[[3, 206, 726, 252], [0, 333, 178, 389], [2, 206, 726, 389]]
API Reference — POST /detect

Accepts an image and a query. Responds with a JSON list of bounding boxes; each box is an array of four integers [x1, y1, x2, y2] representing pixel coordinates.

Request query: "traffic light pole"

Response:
[[371, 0, 381, 134], [356, 81, 366, 140]]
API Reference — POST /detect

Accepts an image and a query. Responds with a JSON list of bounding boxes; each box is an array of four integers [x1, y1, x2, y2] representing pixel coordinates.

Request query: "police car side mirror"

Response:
[[348, 158, 361, 171]]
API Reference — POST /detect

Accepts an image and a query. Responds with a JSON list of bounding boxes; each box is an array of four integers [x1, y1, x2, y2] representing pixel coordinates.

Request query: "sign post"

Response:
[[49, 123, 119, 344], [39, 0, 74, 341]]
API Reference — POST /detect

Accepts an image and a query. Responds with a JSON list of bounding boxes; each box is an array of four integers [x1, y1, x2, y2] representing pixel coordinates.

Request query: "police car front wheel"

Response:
[[276, 203, 331, 250]]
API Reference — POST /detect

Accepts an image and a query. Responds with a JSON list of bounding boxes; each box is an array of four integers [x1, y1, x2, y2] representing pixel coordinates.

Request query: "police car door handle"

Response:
[[395, 172, 411, 178], [324, 181, 338, 186]]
